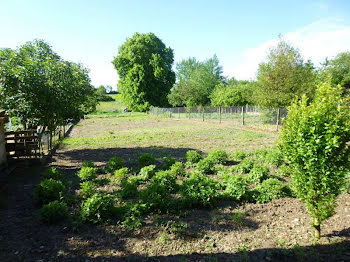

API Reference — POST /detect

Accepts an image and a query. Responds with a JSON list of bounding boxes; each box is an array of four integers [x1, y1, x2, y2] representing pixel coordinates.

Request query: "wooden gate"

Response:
[[5, 130, 40, 159]]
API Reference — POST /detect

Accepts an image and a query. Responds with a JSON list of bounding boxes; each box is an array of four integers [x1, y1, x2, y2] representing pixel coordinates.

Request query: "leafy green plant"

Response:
[[234, 158, 255, 174], [80, 181, 96, 198], [77, 167, 97, 181], [253, 148, 269, 162], [122, 203, 148, 230], [140, 182, 172, 212], [169, 162, 186, 177], [108, 156, 124, 172], [120, 177, 139, 198], [82, 161, 95, 168], [41, 167, 63, 180], [34, 179, 66, 203], [248, 164, 270, 184], [180, 173, 220, 207], [39, 201, 69, 224], [114, 167, 129, 181], [138, 153, 155, 168], [280, 80, 350, 239], [139, 165, 156, 180], [80, 193, 116, 223], [276, 164, 292, 177], [231, 212, 245, 224], [207, 149, 228, 164], [223, 175, 248, 201], [255, 178, 284, 204], [232, 150, 249, 161], [264, 148, 284, 167], [162, 156, 176, 170], [185, 150, 203, 167], [150, 170, 178, 193], [196, 158, 216, 174]]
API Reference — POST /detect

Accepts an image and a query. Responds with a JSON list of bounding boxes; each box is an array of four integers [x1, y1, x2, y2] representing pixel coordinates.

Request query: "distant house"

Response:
[[0, 110, 8, 167]]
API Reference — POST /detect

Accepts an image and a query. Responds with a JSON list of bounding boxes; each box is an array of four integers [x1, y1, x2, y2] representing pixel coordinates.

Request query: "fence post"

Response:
[[242, 106, 245, 125], [202, 108, 205, 121], [178, 107, 180, 119], [219, 106, 222, 123], [276, 108, 281, 131]]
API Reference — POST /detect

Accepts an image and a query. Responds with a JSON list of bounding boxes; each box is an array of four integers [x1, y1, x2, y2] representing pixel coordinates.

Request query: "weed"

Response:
[[185, 150, 203, 167], [231, 212, 245, 224], [35, 179, 66, 204], [207, 149, 228, 164], [82, 161, 95, 168], [40, 201, 69, 224], [77, 167, 97, 181], [41, 168, 63, 180]]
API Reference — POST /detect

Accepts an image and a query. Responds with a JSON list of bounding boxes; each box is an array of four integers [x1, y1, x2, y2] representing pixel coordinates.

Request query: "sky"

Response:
[[1, 0, 350, 89]]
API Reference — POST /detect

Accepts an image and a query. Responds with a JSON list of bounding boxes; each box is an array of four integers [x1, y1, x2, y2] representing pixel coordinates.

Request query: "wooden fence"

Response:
[[5, 130, 40, 159]]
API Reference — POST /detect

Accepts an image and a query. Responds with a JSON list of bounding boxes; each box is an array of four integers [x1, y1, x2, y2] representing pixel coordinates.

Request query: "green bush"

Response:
[[121, 177, 139, 198], [264, 148, 284, 167], [82, 161, 95, 168], [255, 178, 284, 203], [138, 153, 155, 168], [80, 181, 96, 198], [248, 164, 270, 184], [180, 173, 220, 207], [234, 158, 255, 174], [122, 203, 148, 230], [253, 149, 269, 162], [41, 167, 63, 180], [114, 167, 129, 181], [40, 201, 69, 224], [207, 149, 228, 164], [80, 193, 116, 223], [162, 156, 176, 170], [35, 179, 66, 203], [232, 150, 249, 161], [169, 162, 186, 177], [140, 182, 172, 212], [108, 156, 124, 172], [185, 150, 203, 166], [196, 158, 216, 174], [139, 165, 156, 180], [223, 175, 249, 201], [77, 167, 97, 181], [276, 164, 292, 177], [151, 170, 178, 193]]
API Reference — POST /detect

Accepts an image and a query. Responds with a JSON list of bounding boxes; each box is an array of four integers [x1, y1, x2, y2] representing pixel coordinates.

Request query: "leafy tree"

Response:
[[322, 52, 350, 95], [112, 33, 175, 111], [210, 81, 256, 106], [256, 39, 316, 107], [168, 55, 224, 107], [280, 80, 350, 239]]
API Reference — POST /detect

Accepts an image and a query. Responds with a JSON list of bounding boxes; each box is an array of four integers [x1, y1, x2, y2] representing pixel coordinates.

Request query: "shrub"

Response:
[[234, 158, 254, 174], [223, 175, 249, 201], [169, 162, 186, 177], [41, 167, 63, 180], [253, 149, 269, 162], [138, 153, 156, 168], [80, 181, 96, 198], [122, 203, 148, 230], [80, 193, 116, 223], [248, 164, 270, 184], [255, 178, 284, 204], [207, 149, 228, 164], [120, 177, 139, 198], [180, 173, 220, 207], [280, 81, 350, 239], [139, 165, 156, 180], [40, 201, 69, 224], [151, 170, 178, 193], [108, 156, 123, 171], [276, 164, 292, 177], [162, 156, 176, 170], [140, 182, 172, 212], [114, 167, 129, 181], [77, 167, 97, 181], [35, 179, 66, 203], [82, 161, 95, 168], [264, 148, 284, 167], [232, 151, 249, 161], [196, 158, 216, 174], [185, 150, 203, 166]]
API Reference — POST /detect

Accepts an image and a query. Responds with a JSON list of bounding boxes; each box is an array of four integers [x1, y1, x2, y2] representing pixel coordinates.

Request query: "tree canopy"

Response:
[[168, 55, 224, 107], [256, 39, 316, 108], [112, 33, 175, 111]]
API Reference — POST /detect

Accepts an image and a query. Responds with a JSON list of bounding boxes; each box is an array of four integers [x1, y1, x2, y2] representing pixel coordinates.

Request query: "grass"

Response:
[[95, 94, 125, 113]]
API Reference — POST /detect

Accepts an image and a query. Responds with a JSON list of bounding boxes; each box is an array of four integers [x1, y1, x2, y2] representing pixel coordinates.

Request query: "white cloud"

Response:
[[227, 18, 350, 80]]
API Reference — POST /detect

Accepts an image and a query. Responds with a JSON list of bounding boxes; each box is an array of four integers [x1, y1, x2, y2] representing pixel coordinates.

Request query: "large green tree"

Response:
[[112, 33, 175, 111], [256, 39, 316, 107], [168, 55, 224, 107]]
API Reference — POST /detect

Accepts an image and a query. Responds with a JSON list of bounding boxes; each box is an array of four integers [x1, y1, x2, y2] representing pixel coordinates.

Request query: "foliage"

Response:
[[232, 150, 249, 162], [248, 164, 270, 184], [108, 156, 124, 172], [41, 167, 63, 180], [80, 181, 96, 198], [256, 39, 316, 107], [264, 148, 284, 167], [34, 179, 66, 203], [207, 149, 228, 164], [234, 158, 255, 174], [77, 167, 97, 181], [280, 80, 350, 238], [150, 171, 178, 193], [112, 32, 175, 111], [255, 178, 284, 204], [169, 162, 186, 177], [139, 165, 156, 180], [138, 153, 156, 168], [39, 201, 69, 224], [122, 203, 147, 230], [185, 150, 203, 167], [223, 175, 249, 201], [161, 156, 176, 170], [196, 158, 216, 174], [180, 173, 220, 207], [114, 167, 129, 181], [80, 193, 116, 223], [120, 177, 139, 198], [168, 56, 224, 107], [82, 161, 95, 168], [140, 181, 172, 212]]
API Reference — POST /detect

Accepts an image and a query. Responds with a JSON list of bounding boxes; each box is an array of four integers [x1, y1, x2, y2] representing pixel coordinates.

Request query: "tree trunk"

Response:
[[313, 218, 321, 239]]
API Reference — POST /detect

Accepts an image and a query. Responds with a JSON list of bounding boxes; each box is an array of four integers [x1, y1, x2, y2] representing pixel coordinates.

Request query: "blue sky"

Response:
[[1, 0, 350, 89]]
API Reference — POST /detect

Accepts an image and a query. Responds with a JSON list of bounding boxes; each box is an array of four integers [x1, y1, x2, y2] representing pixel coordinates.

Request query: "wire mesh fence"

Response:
[[150, 106, 287, 131]]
